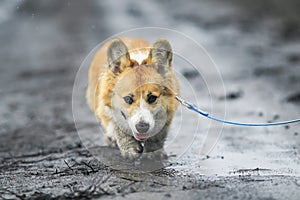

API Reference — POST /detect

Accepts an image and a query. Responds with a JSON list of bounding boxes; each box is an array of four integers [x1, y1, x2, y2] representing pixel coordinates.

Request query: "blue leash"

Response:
[[175, 96, 300, 127]]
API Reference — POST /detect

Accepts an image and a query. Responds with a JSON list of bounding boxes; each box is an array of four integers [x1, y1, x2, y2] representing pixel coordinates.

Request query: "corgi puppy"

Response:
[[86, 38, 179, 159]]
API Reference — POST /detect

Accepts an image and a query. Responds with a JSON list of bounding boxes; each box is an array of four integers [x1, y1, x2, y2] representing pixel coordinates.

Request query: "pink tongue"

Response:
[[135, 133, 148, 140]]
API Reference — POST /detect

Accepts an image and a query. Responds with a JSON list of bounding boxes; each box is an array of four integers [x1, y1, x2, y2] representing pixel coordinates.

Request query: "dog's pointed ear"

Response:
[[149, 39, 173, 75], [107, 39, 131, 74]]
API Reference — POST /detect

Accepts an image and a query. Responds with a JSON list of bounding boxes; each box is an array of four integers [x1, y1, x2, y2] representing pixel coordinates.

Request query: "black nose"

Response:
[[135, 121, 150, 133]]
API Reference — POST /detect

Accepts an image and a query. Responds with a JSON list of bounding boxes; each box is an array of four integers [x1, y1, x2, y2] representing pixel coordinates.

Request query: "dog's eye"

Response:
[[147, 94, 158, 104], [123, 96, 134, 105]]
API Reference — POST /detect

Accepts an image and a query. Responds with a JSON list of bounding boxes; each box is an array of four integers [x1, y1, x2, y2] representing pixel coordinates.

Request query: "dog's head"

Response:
[[107, 38, 179, 141]]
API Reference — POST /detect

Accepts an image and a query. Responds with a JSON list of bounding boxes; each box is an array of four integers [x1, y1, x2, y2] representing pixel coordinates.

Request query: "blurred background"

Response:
[[0, 0, 299, 199]]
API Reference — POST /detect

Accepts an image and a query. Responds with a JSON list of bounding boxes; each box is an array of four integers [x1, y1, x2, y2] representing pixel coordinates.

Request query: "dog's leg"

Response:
[[143, 127, 168, 159], [115, 127, 143, 160], [104, 122, 117, 147]]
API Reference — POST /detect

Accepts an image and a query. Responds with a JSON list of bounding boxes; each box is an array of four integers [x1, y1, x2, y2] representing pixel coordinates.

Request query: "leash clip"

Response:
[[175, 96, 209, 116], [175, 96, 192, 109]]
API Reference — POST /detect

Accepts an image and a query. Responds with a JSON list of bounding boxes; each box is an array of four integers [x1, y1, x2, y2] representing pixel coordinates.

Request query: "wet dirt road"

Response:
[[0, 0, 299, 199]]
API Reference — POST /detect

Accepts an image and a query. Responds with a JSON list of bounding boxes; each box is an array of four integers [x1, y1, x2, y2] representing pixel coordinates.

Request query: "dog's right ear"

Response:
[[107, 39, 131, 74]]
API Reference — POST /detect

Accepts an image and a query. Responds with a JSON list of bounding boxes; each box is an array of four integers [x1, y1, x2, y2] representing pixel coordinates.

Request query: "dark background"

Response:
[[0, 0, 299, 199]]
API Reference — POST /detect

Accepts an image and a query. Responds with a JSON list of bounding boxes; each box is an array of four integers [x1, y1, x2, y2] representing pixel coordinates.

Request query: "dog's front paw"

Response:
[[119, 143, 143, 160], [105, 136, 117, 147]]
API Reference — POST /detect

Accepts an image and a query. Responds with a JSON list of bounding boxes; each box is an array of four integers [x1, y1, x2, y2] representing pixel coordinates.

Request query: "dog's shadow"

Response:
[[89, 146, 170, 172]]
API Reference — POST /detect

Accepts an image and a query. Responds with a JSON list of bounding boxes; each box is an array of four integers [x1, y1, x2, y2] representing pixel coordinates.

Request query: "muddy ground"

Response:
[[0, 0, 299, 199]]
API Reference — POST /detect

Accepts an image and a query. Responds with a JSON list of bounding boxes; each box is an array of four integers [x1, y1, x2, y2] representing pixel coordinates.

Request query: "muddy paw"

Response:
[[120, 144, 143, 160], [105, 136, 117, 147]]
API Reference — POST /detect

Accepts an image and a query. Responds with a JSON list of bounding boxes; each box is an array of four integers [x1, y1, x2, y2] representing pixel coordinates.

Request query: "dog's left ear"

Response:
[[149, 39, 173, 75]]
